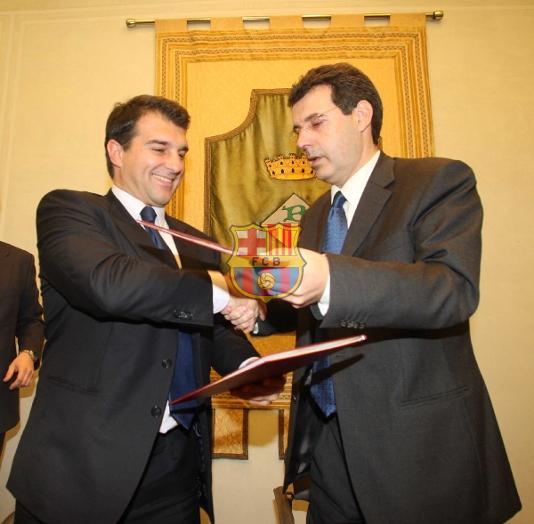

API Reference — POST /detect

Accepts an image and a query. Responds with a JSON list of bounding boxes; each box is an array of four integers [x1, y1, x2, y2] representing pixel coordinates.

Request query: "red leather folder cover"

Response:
[[170, 334, 366, 404]]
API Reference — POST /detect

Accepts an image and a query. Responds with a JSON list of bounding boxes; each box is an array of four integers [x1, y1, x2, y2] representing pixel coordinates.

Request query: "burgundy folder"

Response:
[[170, 334, 366, 404]]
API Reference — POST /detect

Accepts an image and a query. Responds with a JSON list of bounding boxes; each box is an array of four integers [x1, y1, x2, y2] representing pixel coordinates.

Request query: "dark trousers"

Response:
[[307, 407, 365, 524], [119, 424, 202, 524], [14, 503, 45, 524], [15, 425, 202, 524]]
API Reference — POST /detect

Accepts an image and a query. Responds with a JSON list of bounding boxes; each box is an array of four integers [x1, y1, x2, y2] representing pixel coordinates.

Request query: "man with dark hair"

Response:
[[8, 94, 282, 524], [104, 95, 192, 177], [278, 63, 521, 523], [1, 241, 44, 451]]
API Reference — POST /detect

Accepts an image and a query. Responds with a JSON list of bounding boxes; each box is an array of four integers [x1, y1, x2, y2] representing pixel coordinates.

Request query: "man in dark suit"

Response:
[[277, 63, 521, 523], [8, 95, 282, 524], [1, 241, 44, 450]]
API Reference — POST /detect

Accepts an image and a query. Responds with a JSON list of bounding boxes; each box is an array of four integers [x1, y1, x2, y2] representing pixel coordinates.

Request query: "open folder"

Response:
[[170, 334, 366, 405]]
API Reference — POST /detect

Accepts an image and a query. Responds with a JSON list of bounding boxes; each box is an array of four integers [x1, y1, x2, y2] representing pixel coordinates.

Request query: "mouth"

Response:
[[307, 155, 322, 168], [152, 172, 178, 188]]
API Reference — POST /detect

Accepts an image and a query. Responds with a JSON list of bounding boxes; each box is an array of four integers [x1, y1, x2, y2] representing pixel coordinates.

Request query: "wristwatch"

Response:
[[21, 349, 38, 363]]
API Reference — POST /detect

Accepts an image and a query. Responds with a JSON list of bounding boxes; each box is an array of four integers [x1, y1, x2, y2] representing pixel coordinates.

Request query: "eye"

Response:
[[310, 117, 325, 129]]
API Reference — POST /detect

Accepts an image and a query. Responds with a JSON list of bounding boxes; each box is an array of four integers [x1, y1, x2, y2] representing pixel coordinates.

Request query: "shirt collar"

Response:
[[111, 185, 166, 224], [330, 150, 381, 207]]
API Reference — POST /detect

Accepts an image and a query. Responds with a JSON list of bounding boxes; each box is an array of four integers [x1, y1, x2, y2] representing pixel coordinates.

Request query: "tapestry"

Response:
[[155, 13, 434, 458]]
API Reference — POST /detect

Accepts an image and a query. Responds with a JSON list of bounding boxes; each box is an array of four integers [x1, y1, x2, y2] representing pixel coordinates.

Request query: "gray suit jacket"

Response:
[[8, 189, 258, 523], [0, 241, 44, 434], [284, 153, 521, 523]]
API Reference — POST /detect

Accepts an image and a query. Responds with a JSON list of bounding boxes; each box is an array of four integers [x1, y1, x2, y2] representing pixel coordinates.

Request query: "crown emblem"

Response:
[[264, 154, 315, 180]]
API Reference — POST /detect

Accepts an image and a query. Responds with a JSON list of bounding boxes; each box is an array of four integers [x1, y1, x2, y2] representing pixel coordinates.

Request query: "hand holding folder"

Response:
[[170, 334, 366, 405]]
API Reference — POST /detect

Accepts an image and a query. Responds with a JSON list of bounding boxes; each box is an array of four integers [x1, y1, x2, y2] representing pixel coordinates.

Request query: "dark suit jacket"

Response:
[[8, 189, 258, 524], [283, 153, 521, 523], [0, 241, 44, 434]]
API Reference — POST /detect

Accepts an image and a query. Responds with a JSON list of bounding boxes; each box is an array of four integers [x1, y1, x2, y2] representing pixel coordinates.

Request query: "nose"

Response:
[[296, 129, 312, 151], [165, 150, 184, 174]]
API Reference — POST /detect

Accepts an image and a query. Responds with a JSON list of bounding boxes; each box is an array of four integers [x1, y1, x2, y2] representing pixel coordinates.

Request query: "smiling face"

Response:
[[292, 84, 376, 188], [107, 111, 189, 207]]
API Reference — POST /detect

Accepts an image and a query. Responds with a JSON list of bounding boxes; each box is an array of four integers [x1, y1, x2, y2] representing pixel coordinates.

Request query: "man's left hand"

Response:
[[3, 352, 35, 390], [231, 375, 286, 407]]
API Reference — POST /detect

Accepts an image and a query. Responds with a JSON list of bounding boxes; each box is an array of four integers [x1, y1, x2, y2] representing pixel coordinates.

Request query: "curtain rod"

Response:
[[125, 11, 444, 28]]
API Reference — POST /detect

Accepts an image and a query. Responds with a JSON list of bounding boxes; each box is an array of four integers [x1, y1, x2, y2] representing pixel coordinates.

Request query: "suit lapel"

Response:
[[105, 191, 178, 269], [299, 192, 330, 251], [342, 152, 394, 256]]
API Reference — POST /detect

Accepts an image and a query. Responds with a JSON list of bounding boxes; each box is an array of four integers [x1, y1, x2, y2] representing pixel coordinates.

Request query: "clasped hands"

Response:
[[221, 275, 266, 334], [221, 247, 329, 332]]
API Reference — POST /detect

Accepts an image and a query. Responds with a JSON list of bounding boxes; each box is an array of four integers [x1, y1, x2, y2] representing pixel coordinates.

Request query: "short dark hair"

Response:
[[288, 63, 383, 145], [104, 95, 190, 177]]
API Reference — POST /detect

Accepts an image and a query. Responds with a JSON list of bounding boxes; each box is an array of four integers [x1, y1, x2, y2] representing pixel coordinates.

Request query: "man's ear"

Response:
[[353, 100, 373, 132], [106, 139, 124, 169]]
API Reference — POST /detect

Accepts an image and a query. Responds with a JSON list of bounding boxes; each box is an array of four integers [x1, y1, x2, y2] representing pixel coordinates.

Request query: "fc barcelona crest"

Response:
[[228, 223, 304, 301]]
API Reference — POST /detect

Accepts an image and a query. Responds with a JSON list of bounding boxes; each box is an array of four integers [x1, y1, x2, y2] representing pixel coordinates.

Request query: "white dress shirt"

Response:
[[318, 150, 380, 314]]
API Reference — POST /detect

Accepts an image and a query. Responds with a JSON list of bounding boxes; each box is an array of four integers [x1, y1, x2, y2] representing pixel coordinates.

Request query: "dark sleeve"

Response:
[[253, 300, 297, 336], [37, 190, 213, 327], [210, 316, 260, 376], [322, 160, 482, 330], [16, 253, 44, 366]]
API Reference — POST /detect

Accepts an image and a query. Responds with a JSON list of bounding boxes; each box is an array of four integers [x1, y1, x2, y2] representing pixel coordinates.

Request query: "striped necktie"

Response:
[[140, 206, 197, 429], [310, 191, 347, 417]]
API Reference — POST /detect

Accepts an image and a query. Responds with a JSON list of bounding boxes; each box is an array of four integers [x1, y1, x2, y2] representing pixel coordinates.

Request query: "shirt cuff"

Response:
[[239, 357, 260, 369], [209, 270, 230, 313], [317, 274, 331, 316]]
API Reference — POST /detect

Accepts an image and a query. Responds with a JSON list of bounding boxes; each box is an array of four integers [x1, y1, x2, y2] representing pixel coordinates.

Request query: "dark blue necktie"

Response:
[[140, 205, 167, 249], [140, 206, 197, 429], [310, 191, 347, 417]]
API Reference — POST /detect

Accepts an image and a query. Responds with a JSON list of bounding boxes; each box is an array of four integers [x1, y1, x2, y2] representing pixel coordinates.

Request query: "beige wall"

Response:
[[1, 1, 533, 522]]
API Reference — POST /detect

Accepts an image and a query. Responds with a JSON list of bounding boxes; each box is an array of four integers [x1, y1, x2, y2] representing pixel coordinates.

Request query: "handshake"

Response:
[[221, 273, 266, 334], [220, 247, 330, 333]]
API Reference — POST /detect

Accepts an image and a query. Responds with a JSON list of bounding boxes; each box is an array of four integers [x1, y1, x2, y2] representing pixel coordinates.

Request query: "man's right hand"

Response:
[[221, 273, 266, 333], [222, 295, 266, 334]]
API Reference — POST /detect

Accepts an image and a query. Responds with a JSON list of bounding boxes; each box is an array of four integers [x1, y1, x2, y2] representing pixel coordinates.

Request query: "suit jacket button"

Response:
[[151, 406, 162, 418], [174, 310, 192, 320], [161, 358, 172, 369]]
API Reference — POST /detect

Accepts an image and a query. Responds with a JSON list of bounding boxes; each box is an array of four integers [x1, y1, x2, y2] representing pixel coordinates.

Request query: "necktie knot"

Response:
[[140, 205, 157, 224], [332, 191, 347, 210]]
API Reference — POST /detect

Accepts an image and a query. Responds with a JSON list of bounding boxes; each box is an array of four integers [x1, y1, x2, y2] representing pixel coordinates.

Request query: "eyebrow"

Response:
[[146, 139, 189, 153], [293, 112, 324, 133]]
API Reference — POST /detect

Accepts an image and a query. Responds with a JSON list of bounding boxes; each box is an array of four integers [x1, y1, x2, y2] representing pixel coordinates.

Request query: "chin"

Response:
[[315, 170, 333, 183], [150, 196, 172, 207]]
